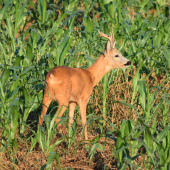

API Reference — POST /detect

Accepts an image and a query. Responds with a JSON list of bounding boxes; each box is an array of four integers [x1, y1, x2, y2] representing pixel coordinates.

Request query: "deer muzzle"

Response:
[[124, 61, 131, 67]]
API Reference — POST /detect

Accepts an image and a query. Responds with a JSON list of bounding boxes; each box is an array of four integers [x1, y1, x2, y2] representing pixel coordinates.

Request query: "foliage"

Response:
[[0, 0, 170, 169]]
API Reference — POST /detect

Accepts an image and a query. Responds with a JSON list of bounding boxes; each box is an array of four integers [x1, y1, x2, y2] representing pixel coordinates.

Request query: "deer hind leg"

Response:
[[40, 92, 52, 125], [79, 101, 88, 140], [55, 97, 69, 131], [69, 102, 77, 129]]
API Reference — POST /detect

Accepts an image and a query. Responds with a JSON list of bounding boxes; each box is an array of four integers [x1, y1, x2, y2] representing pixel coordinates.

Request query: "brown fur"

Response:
[[39, 32, 131, 140]]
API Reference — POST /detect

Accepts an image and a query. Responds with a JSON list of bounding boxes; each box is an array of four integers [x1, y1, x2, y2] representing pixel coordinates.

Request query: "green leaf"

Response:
[[49, 105, 64, 131], [137, 80, 146, 112], [98, 0, 107, 13], [107, 1, 116, 19], [37, 124, 45, 152], [147, 88, 158, 114], [120, 120, 131, 138], [77, 55, 84, 68], [89, 143, 103, 163], [10, 77, 20, 92], [0, 69, 10, 88], [42, 152, 62, 170], [30, 29, 38, 52], [117, 2, 123, 23], [10, 106, 19, 139], [14, 56, 24, 67], [151, 117, 157, 135], [26, 44, 33, 66], [20, 87, 33, 134], [0, 42, 7, 64], [130, 37, 137, 53], [38, 0, 47, 24], [120, 163, 127, 170], [103, 21, 110, 34], [14, 0, 18, 37], [12, 139, 18, 153], [22, 87, 29, 105], [14, 1, 27, 37], [119, 101, 138, 113], [85, 55, 96, 67], [50, 138, 66, 150], [156, 126, 170, 143], [56, 35, 69, 66], [144, 128, 153, 153], [59, 36, 74, 66], [162, 48, 170, 68], [162, 97, 170, 105], [54, 152, 62, 170], [140, 31, 153, 47], [83, 16, 93, 40], [49, 55, 55, 69], [10, 97, 22, 106], [46, 152, 56, 169], [116, 132, 124, 163], [30, 136, 37, 151], [132, 61, 145, 102], [29, 0, 36, 11], [0, 0, 12, 20], [133, 126, 145, 138], [7, 87, 19, 102]]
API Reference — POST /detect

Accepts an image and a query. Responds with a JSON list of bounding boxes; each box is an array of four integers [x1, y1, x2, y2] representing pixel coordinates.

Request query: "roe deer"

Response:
[[40, 31, 131, 140]]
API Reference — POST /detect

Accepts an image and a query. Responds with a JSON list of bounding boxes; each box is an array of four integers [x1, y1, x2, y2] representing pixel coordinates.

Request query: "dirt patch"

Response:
[[0, 129, 117, 170]]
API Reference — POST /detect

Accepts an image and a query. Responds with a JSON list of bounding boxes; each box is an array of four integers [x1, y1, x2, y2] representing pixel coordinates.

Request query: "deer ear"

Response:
[[104, 41, 111, 56], [113, 41, 116, 48]]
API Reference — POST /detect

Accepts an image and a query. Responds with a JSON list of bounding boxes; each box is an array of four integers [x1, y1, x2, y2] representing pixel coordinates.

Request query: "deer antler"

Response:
[[98, 30, 115, 47]]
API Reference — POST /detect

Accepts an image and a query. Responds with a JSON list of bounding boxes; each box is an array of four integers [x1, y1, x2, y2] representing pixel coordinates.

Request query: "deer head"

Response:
[[98, 30, 131, 68]]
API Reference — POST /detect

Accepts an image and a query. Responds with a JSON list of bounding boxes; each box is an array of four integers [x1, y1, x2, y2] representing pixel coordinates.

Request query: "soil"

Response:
[[0, 117, 117, 170]]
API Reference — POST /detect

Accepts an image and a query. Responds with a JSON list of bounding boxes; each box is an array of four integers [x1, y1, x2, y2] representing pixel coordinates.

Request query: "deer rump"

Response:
[[44, 66, 93, 104]]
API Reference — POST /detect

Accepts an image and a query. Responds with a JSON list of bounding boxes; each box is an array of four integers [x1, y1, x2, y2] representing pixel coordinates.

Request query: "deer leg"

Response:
[[40, 94, 52, 125], [79, 101, 88, 140], [55, 99, 69, 131], [69, 102, 77, 129]]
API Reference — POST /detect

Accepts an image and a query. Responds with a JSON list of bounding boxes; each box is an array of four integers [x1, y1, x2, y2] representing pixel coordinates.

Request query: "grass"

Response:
[[0, 0, 170, 169]]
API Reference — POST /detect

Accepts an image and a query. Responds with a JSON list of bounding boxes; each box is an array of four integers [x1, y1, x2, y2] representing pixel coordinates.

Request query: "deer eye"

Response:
[[115, 55, 119, 57]]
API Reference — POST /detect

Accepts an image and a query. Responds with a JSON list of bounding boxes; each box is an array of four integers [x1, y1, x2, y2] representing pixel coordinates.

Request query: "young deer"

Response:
[[40, 31, 131, 140]]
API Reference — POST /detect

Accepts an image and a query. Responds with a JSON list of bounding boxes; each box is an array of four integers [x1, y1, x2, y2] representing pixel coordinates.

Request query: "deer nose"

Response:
[[124, 61, 131, 66]]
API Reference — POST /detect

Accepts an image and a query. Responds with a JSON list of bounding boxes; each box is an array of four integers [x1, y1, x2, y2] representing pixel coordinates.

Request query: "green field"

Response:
[[0, 0, 170, 169]]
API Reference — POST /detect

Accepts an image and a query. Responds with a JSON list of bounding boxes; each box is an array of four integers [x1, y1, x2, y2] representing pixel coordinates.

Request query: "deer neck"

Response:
[[86, 54, 113, 87]]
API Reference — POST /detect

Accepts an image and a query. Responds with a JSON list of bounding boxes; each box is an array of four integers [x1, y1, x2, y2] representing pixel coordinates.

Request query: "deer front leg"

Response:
[[69, 102, 77, 129], [79, 101, 88, 140]]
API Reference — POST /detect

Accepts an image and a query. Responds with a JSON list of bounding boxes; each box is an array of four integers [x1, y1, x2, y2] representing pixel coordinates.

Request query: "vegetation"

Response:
[[0, 0, 170, 169]]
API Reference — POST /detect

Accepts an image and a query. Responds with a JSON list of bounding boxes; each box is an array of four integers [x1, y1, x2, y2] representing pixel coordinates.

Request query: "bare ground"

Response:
[[0, 126, 117, 170]]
